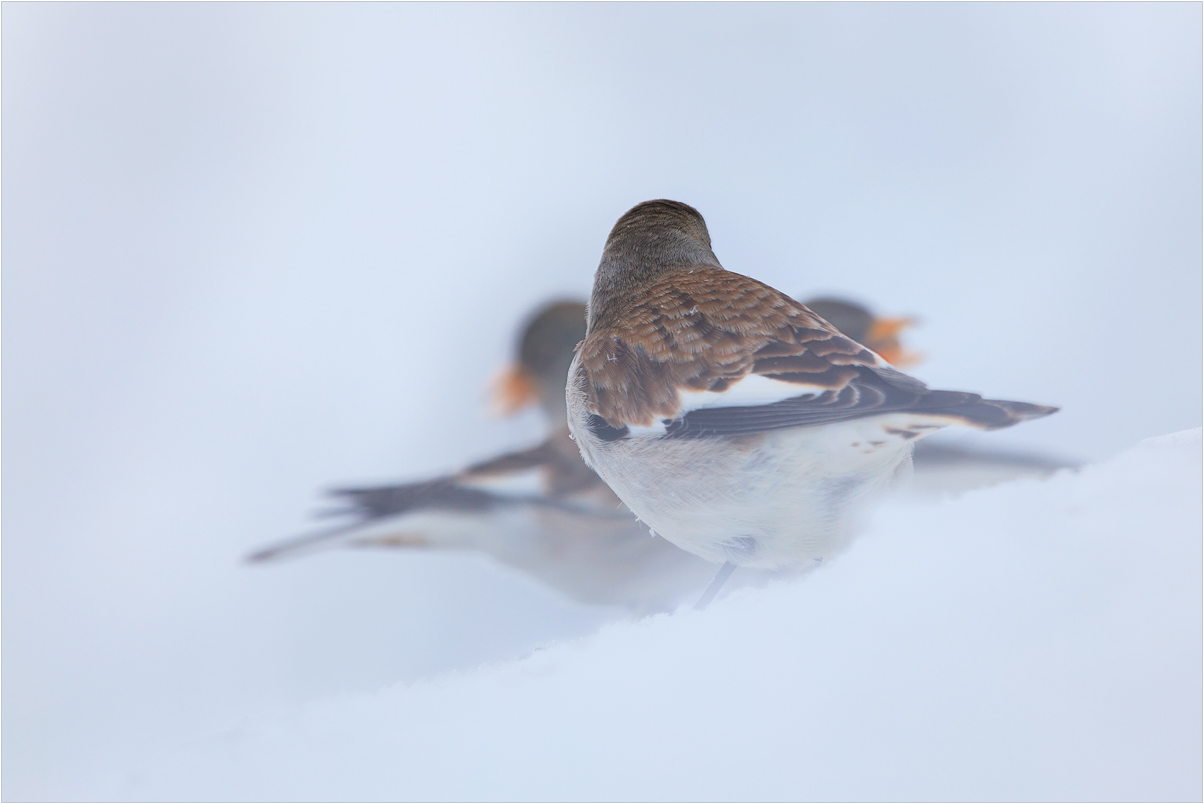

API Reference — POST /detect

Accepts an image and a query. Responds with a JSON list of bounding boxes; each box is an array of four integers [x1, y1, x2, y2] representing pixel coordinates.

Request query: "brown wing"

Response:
[[578, 267, 919, 427]]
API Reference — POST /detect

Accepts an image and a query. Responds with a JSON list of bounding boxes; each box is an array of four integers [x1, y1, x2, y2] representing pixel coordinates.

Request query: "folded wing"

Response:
[[578, 267, 1056, 437]]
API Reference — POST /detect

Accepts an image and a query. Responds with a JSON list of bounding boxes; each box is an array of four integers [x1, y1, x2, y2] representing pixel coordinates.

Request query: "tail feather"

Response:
[[916, 390, 1059, 430], [247, 479, 630, 564], [246, 520, 387, 564], [326, 478, 505, 519]]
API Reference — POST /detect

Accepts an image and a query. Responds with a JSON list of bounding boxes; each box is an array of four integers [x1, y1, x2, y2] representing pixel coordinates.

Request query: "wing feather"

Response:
[[664, 372, 1057, 438], [580, 267, 883, 427], [580, 267, 903, 427], [577, 266, 1055, 437]]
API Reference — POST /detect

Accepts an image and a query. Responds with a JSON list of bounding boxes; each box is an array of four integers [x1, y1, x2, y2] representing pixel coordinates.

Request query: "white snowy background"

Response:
[[3, 4, 1200, 800]]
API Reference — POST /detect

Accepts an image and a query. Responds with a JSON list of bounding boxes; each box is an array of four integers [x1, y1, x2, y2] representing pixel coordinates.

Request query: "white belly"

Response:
[[569, 401, 930, 569]]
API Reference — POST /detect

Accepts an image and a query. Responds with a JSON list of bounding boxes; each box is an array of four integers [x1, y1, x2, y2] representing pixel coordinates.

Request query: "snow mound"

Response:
[[125, 430, 1202, 801]]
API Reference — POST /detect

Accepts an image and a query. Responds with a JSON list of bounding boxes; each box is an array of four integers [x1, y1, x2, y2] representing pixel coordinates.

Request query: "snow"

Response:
[[4, 4, 1200, 801], [120, 430, 1202, 801]]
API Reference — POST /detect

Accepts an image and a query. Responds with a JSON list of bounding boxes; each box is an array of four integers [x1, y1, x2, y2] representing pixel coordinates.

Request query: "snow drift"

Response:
[[122, 430, 1202, 801]]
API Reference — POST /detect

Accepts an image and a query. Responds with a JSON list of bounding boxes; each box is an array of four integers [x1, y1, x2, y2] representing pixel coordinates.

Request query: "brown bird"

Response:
[[566, 200, 1058, 587]]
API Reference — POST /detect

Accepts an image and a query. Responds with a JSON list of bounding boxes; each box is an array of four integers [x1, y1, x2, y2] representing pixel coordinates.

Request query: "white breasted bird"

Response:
[[802, 297, 920, 368], [248, 300, 735, 614], [567, 200, 1058, 587]]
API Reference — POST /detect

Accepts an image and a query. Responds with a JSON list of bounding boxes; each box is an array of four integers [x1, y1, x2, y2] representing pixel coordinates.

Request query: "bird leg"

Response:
[[693, 561, 737, 610]]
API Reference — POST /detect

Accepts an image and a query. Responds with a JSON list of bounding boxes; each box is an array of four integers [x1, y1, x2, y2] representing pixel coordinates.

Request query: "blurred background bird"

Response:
[[249, 294, 1076, 610], [250, 300, 743, 614], [804, 296, 1077, 492], [803, 297, 921, 368]]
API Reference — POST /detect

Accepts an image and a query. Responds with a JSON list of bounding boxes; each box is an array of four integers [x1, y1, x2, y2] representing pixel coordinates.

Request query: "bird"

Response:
[[802, 297, 920, 368], [566, 199, 1058, 579], [490, 300, 590, 421], [248, 300, 744, 614]]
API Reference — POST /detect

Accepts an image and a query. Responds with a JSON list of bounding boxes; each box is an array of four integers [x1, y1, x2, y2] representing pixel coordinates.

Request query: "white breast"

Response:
[[567, 359, 935, 569]]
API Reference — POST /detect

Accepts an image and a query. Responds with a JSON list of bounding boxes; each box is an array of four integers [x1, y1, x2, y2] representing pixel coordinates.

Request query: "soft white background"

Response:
[[3, 4, 1200, 800]]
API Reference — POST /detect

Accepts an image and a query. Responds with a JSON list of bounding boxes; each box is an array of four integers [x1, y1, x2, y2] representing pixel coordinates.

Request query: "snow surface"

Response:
[[121, 430, 1202, 801]]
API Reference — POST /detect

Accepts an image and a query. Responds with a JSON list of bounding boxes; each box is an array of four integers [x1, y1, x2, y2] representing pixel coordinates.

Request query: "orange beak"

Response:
[[489, 362, 539, 417], [866, 316, 923, 367], [866, 316, 914, 342]]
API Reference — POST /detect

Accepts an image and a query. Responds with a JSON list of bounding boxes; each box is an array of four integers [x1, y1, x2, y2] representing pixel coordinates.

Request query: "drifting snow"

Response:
[[123, 430, 1201, 801]]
